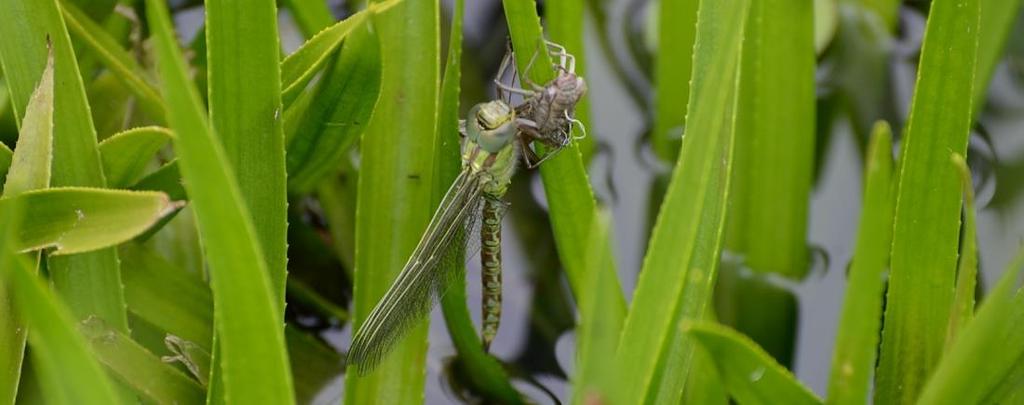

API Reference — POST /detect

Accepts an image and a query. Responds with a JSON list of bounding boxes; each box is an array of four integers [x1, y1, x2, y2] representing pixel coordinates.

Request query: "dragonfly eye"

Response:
[[477, 121, 517, 153]]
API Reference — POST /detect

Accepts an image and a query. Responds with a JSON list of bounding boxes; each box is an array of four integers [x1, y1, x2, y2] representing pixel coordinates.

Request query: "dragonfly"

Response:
[[347, 99, 521, 374], [347, 40, 588, 375]]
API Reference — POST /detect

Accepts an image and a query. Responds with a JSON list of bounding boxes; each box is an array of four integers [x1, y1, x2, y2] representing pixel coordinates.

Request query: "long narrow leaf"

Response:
[[97, 127, 172, 188], [2, 49, 53, 197], [502, 0, 626, 335], [973, 0, 1024, 115], [875, 0, 981, 402], [0, 202, 120, 405], [720, 0, 816, 365], [612, 0, 749, 402], [79, 316, 205, 404], [145, 1, 295, 403], [688, 322, 821, 405], [206, 0, 288, 305], [0, 0, 130, 333], [572, 210, 620, 405], [651, 0, 699, 162], [945, 153, 978, 345], [279, 0, 398, 106], [60, 0, 165, 122], [345, 0, 437, 401], [916, 249, 1024, 405], [0, 45, 53, 404], [285, 25, 382, 193], [119, 244, 213, 349], [826, 122, 894, 405], [4, 187, 173, 255]]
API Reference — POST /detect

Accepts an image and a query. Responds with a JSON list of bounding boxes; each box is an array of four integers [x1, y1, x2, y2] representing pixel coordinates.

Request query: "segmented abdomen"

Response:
[[480, 197, 503, 350]]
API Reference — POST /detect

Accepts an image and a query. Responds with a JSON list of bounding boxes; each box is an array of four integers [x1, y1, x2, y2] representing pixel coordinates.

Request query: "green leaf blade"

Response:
[[344, 0, 436, 402], [916, 250, 1024, 405], [79, 316, 205, 405], [689, 322, 822, 405], [875, 0, 981, 402], [501, 0, 626, 339], [651, 0, 699, 162], [6, 187, 173, 255], [285, 25, 382, 194], [0, 0, 130, 335], [206, 0, 288, 306], [60, 1, 166, 123], [612, 0, 749, 401], [0, 203, 120, 405], [826, 122, 894, 405], [97, 126, 172, 189], [572, 210, 621, 405], [145, 1, 295, 403], [3, 50, 53, 197]]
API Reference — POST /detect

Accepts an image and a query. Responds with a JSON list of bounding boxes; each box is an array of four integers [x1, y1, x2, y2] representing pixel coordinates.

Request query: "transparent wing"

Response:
[[347, 168, 485, 373]]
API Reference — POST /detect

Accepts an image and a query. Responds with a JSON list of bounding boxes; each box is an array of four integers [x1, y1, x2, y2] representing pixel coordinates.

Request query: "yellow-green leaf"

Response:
[[875, 0, 981, 402], [827, 122, 894, 405], [145, 1, 295, 403], [3, 187, 173, 255], [97, 127, 172, 188]]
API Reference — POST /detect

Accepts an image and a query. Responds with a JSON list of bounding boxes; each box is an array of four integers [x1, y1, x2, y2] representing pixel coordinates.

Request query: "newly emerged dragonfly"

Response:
[[347, 100, 521, 373], [347, 40, 588, 374]]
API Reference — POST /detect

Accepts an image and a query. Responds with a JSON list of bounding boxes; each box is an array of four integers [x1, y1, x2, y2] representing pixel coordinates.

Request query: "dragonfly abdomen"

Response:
[[480, 197, 503, 350]]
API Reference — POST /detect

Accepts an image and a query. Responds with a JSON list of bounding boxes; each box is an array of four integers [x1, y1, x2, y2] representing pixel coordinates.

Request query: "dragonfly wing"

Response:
[[347, 168, 485, 373]]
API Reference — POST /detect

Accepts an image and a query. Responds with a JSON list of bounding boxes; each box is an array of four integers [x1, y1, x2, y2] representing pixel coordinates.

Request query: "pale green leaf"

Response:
[[60, 0, 165, 123], [651, 0, 699, 162], [945, 153, 978, 347], [572, 210, 620, 405], [719, 0, 816, 366], [145, 1, 295, 403], [0, 0, 130, 335], [689, 322, 821, 405], [916, 250, 1024, 405], [285, 24, 382, 193], [280, 0, 398, 107], [3, 49, 53, 197], [826, 122, 894, 405], [97, 126, 172, 188], [206, 0, 288, 306], [875, 0, 981, 402], [120, 243, 212, 349], [345, 0, 436, 401], [2, 187, 173, 255], [0, 202, 120, 405], [612, 0, 749, 402], [79, 316, 205, 404]]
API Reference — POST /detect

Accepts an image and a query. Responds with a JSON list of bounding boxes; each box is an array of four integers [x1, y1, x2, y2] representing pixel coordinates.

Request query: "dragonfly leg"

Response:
[[521, 41, 546, 91], [518, 134, 543, 169], [480, 197, 505, 351], [494, 47, 517, 104], [544, 40, 575, 74], [565, 109, 587, 141]]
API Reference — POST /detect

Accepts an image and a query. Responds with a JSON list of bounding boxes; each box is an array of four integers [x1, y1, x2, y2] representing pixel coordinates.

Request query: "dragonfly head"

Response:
[[467, 101, 517, 153]]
